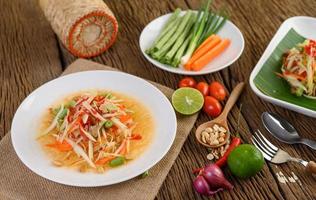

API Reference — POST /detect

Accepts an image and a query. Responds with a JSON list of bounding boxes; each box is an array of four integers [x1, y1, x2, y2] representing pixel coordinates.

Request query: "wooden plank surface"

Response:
[[1, 0, 316, 199], [0, 0, 62, 139]]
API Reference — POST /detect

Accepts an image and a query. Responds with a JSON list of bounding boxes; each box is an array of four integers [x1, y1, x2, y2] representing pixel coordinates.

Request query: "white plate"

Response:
[[139, 11, 244, 75], [11, 71, 177, 186], [249, 16, 316, 118]]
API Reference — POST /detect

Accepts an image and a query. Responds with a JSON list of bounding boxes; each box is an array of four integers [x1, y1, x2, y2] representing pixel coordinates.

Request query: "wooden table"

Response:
[[1, 0, 316, 199]]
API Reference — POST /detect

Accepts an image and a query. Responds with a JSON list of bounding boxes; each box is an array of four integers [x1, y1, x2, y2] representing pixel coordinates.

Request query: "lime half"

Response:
[[172, 87, 204, 115]]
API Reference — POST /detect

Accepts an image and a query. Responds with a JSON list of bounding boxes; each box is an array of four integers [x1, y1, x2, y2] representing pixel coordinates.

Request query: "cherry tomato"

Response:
[[178, 77, 197, 88], [305, 40, 316, 57], [196, 82, 209, 96], [203, 96, 222, 117], [209, 81, 226, 101]]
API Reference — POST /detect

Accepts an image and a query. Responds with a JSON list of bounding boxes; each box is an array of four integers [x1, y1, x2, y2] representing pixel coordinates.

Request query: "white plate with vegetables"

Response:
[[250, 16, 316, 118], [139, 4, 244, 75], [11, 71, 177, 186]]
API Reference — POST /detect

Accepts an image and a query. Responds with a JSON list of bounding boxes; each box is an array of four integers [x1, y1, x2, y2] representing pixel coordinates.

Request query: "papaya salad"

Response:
[[37, 91, 154, 173], [277, 39, 316, 98]]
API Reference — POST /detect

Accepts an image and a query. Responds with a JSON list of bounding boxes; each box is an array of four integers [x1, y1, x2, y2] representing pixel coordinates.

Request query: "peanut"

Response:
[[205, 127, 213, 133], [201, 134, 207, 143], [202, 131, 210, 139], [219, 132, 225, 137], [209, 131, 215, 138], [219, 127, 227, 133], [211, 139, 219, 145], [206, 153, 214, 161], [202, 124, 227, 147], [213, 131, 219, 138]]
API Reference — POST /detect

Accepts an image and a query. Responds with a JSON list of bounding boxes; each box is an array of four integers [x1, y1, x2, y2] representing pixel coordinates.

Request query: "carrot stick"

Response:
[[196, 34, 218, 53], [191, 39, 230, 71], [46, 141, 72, 152], [284, 71, 306, 81], [185, 35, 221, 69], [184, 61, 192, 70], [95, 139, 127, 165], [275, 72, 284, 78], [95, 156, 114, 165], [119, 114, 132, 123], [115, 139, 127, 154], [276, 71, 307, 81]]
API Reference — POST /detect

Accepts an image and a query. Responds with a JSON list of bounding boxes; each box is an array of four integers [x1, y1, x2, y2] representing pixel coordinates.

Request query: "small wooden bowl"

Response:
[[195, 121, 230, 148]]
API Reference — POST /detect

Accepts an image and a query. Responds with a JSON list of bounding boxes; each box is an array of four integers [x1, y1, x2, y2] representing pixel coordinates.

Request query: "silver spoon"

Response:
[[261, 112, 316, 150]]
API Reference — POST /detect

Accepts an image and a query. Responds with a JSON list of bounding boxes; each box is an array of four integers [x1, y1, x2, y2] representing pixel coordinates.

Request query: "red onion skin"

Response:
[[201, 164, 233, 190], [193, 175, 224, 196]]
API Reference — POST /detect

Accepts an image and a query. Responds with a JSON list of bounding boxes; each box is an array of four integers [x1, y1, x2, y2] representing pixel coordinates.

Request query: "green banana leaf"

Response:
[[254, 28, 316, 111]]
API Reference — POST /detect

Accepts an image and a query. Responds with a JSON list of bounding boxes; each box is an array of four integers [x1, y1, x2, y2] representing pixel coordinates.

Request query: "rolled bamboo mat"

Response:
[[39, 0, 118, 58]]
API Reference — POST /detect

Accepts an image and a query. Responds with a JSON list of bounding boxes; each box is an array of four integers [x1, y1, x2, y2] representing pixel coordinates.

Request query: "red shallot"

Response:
[[193, 164, 233, 196], [202, 164, 233, 190]]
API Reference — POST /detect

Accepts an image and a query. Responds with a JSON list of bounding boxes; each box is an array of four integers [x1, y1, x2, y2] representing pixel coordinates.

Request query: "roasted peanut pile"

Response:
[[200, 124, 227, 146], [206, 140, 230, 161]]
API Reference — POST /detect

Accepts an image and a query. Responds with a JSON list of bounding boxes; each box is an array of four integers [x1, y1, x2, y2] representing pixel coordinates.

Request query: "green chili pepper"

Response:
[[57, 118, 64, 127], [105, 104, 118, 112], [109, 156, 125, 167], [104, 120, 113, 128], [52, 106, 68, 117], [65, 100, 76, 108], [105, 93, 113, 99], [52, 107, 60, 115], [58, 108, 68, 120]]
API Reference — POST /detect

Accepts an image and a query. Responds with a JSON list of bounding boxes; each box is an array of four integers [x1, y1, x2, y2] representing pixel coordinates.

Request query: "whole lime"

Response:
[[227, 144, 264, 179]]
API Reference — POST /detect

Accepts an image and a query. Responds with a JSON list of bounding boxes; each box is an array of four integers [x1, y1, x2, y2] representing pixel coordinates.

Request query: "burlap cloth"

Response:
[[0, 59, 198, 200]]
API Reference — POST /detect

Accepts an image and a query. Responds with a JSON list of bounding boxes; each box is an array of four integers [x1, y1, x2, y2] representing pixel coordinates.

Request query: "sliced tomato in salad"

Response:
[[304, 40, 316, 57]]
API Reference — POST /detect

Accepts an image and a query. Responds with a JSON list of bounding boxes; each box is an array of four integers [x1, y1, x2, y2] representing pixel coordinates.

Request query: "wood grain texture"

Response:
[[0, 0, 62, 138], [1, 0, 316, 199]]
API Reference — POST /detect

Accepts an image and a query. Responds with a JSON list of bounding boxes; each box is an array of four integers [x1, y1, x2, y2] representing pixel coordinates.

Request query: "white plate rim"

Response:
[[139, 11, 245, 75], [11, 70, 177, 187], [249, 16, 316, 118]]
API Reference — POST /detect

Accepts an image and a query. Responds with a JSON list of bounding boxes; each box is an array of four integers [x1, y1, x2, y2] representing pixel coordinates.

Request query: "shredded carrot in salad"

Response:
[[38, 92, 148, 173], [278, 39, 316, 98]]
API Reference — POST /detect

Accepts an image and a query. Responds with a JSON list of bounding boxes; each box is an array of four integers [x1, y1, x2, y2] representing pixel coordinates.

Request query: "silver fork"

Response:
[[251, 130, 316, 174]]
